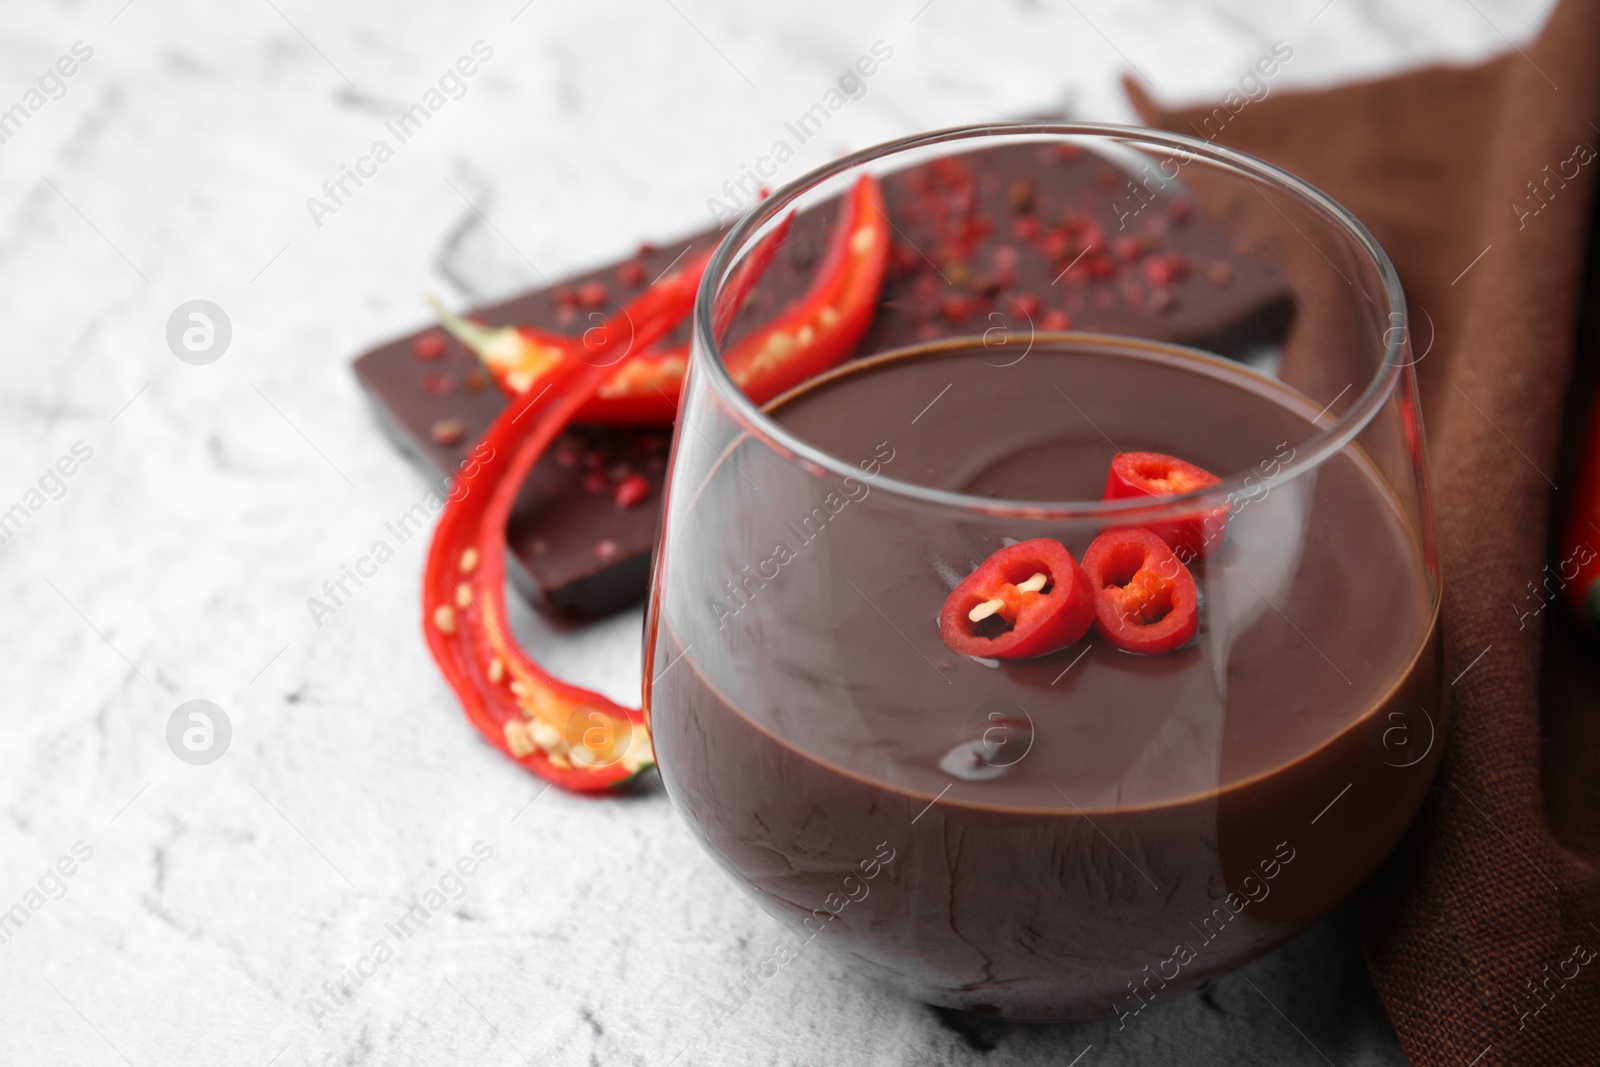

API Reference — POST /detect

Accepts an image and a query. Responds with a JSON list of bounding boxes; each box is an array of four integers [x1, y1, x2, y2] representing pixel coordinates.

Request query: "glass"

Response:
[[643, 124, 1442, 1019]]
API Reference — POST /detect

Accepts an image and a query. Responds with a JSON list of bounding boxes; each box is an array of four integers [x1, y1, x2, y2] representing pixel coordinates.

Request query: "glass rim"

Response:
[[691, 121, 1410, 522]]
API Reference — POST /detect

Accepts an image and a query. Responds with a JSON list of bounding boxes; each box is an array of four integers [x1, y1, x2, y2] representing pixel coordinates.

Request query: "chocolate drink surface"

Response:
[[646, 336, 1442, 1018]]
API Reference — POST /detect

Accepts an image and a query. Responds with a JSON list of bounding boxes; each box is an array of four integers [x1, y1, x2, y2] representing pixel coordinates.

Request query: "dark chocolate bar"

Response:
[[353, 141, 1294, 618]]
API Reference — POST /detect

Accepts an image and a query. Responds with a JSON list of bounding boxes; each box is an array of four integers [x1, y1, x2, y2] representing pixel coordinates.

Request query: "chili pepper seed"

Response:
[[530, 720, 565, 752], [504, 720, 534, 758], [969, 598, 1005, 623]]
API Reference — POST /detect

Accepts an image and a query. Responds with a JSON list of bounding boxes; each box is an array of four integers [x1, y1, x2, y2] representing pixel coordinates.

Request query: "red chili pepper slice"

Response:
[[939, 539, 1094, 659], [1102, 451, 1228, 561], [1081, 528, 1199, 654]]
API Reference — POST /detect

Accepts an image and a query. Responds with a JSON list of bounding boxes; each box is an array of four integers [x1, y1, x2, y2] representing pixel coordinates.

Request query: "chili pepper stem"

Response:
[[427, 295, 523, 365]]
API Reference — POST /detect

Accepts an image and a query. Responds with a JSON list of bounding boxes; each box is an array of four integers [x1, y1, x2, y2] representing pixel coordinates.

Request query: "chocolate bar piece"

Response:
[[353, 141, 1294, 618]]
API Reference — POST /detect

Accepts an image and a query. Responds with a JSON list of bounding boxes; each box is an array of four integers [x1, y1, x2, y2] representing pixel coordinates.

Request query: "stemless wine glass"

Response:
[[643, 124, 1442, 1019]]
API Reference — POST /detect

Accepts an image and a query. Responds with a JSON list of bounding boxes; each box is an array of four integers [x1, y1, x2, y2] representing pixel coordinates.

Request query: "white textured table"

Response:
[[0, 2, 1551, 1064]]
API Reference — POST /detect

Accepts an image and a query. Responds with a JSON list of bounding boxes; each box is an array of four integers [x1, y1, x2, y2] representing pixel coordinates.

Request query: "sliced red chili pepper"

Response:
[[722, 175, 891, 405], [1081, 528, 1199, 654], [939, 539, 1093, 659], [422, 280, 699, 792], [1102, 451, 1228, 561]]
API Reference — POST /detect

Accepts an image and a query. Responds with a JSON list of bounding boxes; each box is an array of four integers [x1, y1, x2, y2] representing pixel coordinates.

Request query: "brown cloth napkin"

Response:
[[1130, 2, 1600, 1063]]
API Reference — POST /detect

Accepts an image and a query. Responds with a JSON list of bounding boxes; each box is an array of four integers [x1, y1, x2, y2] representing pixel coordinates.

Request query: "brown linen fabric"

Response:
[[1128, 3, 1600, 1063]]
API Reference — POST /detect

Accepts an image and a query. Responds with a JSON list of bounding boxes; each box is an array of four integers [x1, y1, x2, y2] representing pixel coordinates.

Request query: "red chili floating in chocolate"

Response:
[[1081, 528, 1198, 654], [1103, 451, 1228, 561], [939, 539, 1093, 660]]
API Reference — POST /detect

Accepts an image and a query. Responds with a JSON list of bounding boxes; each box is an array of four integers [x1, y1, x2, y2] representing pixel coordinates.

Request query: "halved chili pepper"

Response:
[[433, 174, 889, 424], [722, 175, 890, 404], [939, 539, 1094, 659], [539, 211, 804, 422], [1081, 528, 1198, 654], [421, 183, 888, 792], [421, 277, 700, 791], [1102, 451, 1228, 561]]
